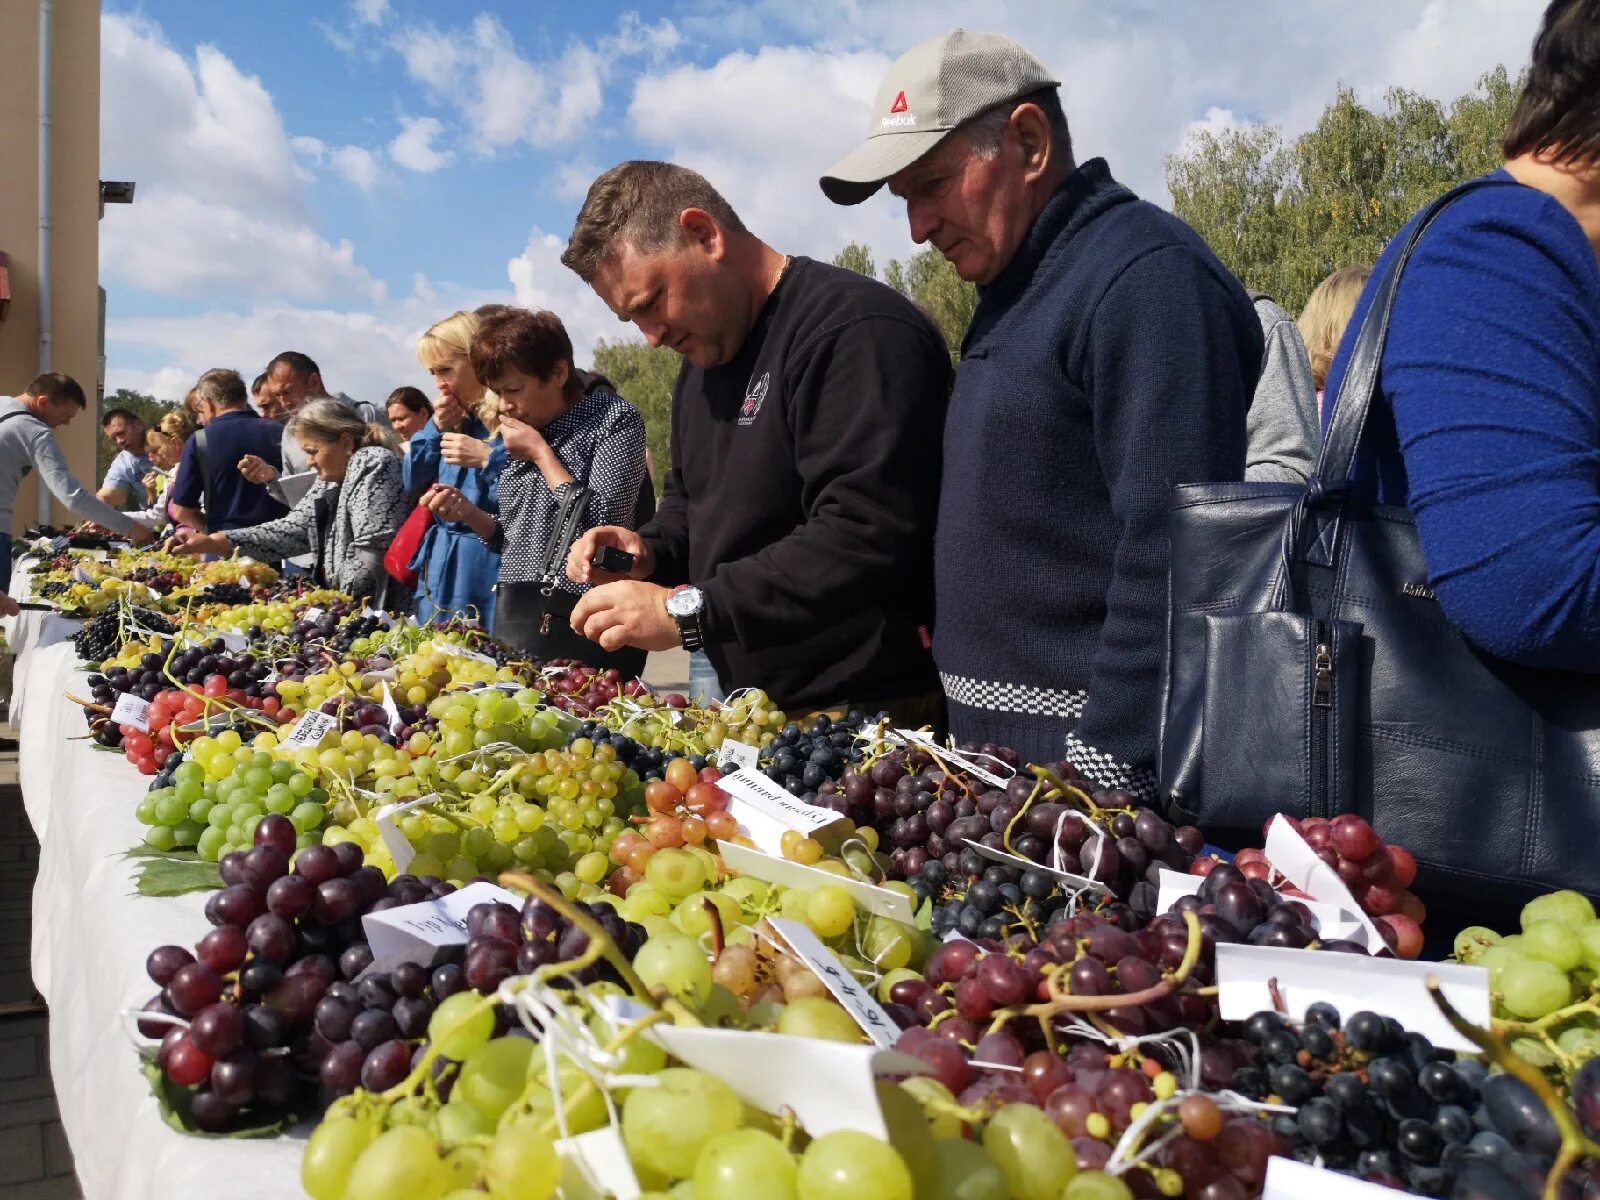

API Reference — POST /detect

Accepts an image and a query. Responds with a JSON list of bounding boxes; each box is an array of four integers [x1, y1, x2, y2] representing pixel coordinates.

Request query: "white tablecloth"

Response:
[[3, 556, 84, 713], [19, 643, 305, 1199]]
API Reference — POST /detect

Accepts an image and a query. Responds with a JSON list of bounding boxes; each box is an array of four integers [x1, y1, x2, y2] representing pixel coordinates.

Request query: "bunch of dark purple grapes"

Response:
[[834, 748, 1201, 898], [136, 814, 456, 1131], [457, 896, 647, 995], [1165, 861, 1374, 954], [72, 605, 176, 662], [1227, 1007, 1559, 1199]]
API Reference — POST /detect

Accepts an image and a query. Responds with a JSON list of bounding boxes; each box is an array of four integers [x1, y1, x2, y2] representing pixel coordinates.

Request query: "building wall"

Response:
[[0, 0, 104, 532]]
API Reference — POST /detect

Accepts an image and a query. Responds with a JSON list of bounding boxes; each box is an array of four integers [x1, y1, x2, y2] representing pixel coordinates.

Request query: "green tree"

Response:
[[832, 242, 878, 279], [1166, 68, 1526, 314], [883, 248, 975, 362], [589, 340, 681, 494]]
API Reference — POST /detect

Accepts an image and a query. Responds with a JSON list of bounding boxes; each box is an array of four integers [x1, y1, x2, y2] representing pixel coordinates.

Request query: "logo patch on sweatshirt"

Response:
[[738, 372, 770, 427]]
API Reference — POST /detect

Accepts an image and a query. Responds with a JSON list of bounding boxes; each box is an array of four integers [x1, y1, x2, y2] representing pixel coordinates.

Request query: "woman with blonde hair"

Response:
[[172, 399, 408, 604], [1298, 266, 1372, 409], [404, 310, 506, 626], [181, 387, 210, 429], [129, 411, 195, 532]]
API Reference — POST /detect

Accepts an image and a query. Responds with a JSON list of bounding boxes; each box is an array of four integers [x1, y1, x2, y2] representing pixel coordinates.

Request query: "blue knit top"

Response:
[[1323, 171, 1600, 671], [934, 159, 1261, 797]]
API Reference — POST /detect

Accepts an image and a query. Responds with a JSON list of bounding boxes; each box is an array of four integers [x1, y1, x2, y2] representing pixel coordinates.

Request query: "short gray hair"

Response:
[[194, 368, 247, 412], [960, 87, 1074, 165]]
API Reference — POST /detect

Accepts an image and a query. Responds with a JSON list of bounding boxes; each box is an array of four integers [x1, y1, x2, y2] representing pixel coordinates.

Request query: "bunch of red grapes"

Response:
[[1199, 814, 1425, 959]]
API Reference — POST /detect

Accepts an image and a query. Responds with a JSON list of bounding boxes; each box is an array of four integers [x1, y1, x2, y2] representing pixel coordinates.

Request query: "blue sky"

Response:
[[99, 0, 1545, 405]]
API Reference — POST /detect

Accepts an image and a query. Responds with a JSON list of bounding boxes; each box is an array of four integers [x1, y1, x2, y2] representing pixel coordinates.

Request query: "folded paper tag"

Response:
[[373, 793, 439, 873], [1215, 943, 1490, 1053], [717, 769, 847, 856], [281, 709, 338, 751], [192, 625, 249, 652], [556, 1128, 639, 1200], [1153, 868, 1366, 944], [718, 840, 914, 924], [767, 917, 898, 1048], [1264, 1153, 1408, 1200], [360, 879, 525, 963], [428, 640, 498, 666], [600, 997, 928, 1140], [110, 692, 151, 732], [380, 681, 402, 732], [1263, 816, 1387, 952], [716, 739, 759, 773], [889, 728, 1011, 787]]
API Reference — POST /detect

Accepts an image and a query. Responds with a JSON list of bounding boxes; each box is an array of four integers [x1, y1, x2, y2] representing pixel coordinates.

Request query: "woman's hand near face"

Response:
[[422, 484, 494, 538], [433, 392, 465, 432], [439, 433, 491, 469]]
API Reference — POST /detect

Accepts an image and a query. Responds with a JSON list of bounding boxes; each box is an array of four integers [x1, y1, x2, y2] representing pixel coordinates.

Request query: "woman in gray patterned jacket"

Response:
[[171, 398, 409, 606]]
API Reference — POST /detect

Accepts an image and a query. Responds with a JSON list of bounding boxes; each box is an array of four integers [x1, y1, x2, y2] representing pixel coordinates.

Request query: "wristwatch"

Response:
[[665, 585, 706, 652]]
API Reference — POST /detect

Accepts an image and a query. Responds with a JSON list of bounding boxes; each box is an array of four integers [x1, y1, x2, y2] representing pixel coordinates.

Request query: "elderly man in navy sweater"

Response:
[[823, 30, 1261, 800]]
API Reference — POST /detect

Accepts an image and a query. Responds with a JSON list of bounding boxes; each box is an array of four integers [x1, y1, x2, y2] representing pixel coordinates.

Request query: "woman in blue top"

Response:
[[1323, 0, 1600, 673], [406, 310, 506, 627]]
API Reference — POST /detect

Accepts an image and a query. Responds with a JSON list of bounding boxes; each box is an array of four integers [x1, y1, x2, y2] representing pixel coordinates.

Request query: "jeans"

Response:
[[688, 650, 725, 704]]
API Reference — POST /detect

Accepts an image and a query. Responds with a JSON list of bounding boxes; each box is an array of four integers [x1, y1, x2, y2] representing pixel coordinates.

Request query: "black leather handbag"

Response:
[[1158, 178, 1600, 908]]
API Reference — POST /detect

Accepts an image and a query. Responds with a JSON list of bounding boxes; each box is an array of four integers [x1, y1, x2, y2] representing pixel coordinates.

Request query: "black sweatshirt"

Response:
[[643, 257, 951, 711]]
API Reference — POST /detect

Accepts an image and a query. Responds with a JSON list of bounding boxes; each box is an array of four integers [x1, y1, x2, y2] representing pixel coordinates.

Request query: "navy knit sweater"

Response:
[[1324, 171, 1600, 670], [935, 159, 1261, 798]]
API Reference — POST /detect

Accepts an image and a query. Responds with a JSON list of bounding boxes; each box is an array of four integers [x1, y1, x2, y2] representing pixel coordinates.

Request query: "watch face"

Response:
[[666, 587, 703, 618]]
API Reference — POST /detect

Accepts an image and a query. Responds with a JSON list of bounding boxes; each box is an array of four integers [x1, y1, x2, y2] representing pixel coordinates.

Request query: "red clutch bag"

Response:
[[383, 504, 433, 587]]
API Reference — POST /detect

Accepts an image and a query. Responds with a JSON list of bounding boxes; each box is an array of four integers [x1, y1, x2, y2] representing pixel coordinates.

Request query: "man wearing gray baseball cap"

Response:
[[823, 30, 1263, 802]]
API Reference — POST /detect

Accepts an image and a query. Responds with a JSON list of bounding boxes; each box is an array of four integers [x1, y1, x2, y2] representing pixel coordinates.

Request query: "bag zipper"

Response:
[[1311, 623, 1333, 818]]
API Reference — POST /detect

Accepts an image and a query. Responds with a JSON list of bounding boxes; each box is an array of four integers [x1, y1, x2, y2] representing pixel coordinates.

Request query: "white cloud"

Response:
[[292, 136, 383, 190], [555, 159, 600, 201], [389, 116, 454, 173], [105, 279, 514, 408], [622, 0, 1547, 276], [506, 230, 632, 361], [103, 188, 382, 302], [388, 12, 682, 156], [352, 0, 391, 27]]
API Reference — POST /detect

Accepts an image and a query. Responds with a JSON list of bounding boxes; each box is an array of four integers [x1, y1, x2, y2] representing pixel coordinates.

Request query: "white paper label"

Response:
[[717, 769, 846, 856], [281, 708, 338, 750], [601, 996, 929, 1141], [716, 739, 759, 773], [305, 607, 326, 620], [960, 837, 1112, 898], [1265, 1154, 1408, 1200], [767, 918, 898, 1048], [556, 1128, 639, 1200], [193, 625, 249, 652], [1153, 867, 1366, 943], [890, 727, 1011, 787], [380, 681, 402, 731], [1215, 943, 1491, 1053], [717, 840, 915, 925], [1263, 816, 1387, 952], [428, 640, 497, 665], [360, 879, 525, 963], [110, 692, 150, 732], [373, 793, 438, 873]]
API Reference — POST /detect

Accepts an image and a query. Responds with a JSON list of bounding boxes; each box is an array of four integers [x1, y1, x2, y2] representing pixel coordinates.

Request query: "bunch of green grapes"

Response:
[[424, 687, 568, 758], [1458, 889, 1600, 1082], [200, 599, 300, 635], [334, 736, 636, 890], [140, 734, 327, 859]]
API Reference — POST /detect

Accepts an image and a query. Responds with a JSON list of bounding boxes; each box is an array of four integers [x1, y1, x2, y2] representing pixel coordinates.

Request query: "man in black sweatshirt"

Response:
[[561, 160, 951, 718]]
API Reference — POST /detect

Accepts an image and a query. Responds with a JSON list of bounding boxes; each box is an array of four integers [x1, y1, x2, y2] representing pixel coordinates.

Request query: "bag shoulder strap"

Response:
[[0, 409, 41, 429], [1317, 178, 1519, 488], [192, 428, 216, 524]]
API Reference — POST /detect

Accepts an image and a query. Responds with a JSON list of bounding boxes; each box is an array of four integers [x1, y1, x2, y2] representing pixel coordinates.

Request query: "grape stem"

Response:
[[703, 897, 726, 957], [497, 869, 652, 1002], [1427, 977, 1600, 1200]]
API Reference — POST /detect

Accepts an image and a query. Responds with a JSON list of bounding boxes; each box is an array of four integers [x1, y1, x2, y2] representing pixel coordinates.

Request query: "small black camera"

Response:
[[592, 546, 635, 574]]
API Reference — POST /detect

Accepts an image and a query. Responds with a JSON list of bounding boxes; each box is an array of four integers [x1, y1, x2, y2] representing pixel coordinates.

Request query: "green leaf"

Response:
[[914, 895, 934, 934], [131, 855, 220, 897], [125, 845, 201, 861], [139, 1055, 295, 1138]]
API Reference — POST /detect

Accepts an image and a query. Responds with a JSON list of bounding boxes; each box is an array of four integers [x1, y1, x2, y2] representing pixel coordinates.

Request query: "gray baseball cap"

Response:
[[820, 29, 1059, 206]]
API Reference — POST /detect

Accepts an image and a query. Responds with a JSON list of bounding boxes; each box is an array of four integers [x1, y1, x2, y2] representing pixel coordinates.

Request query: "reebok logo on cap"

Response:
[[820, 28, 1059, 206]]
